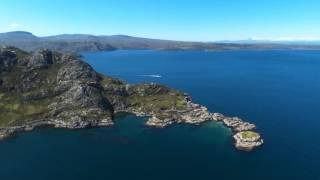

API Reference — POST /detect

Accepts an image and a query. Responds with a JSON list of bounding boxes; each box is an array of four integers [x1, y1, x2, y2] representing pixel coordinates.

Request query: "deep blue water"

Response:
[[1, 50, 320, 179]]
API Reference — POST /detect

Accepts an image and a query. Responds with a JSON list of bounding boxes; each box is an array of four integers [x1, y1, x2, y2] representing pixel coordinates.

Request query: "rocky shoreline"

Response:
[[0, 46, 263, 151], [0, 99, 263, 151], [0, 118, 114, 140], [0, 98, 264, 151], [139, 98, 264, 151], [110, 93, 264, 151]]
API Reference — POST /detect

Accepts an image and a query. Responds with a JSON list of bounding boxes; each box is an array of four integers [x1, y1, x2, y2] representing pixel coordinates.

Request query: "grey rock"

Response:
[[28, 49, 53, 69], [233, 131, 264, 151], [0, 49, 17, 72]]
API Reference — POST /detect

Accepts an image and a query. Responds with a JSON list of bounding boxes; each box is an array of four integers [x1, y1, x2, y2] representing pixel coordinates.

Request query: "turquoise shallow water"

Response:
[[1, 50, 320, 179]]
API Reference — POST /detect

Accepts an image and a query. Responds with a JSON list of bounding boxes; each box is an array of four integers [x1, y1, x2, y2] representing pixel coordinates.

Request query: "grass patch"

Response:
[[240, 131, 259, 139], [128, 94, 187, 112], [0, 92, 53, 126]]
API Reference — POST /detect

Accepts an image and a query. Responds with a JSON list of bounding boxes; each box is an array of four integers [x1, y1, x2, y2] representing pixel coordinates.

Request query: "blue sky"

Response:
[[0, 0, 319, 41]]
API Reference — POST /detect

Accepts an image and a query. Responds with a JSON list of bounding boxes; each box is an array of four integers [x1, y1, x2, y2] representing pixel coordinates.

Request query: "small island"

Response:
[[234, 131, 264, 151], [0, 46, 263, 151]]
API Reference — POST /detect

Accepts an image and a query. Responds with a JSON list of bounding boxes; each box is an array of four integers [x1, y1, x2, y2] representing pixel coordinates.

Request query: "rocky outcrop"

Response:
[[0, 46, 263, 151], [146, 116, 174, 128], [0, 46, 113, 131], [217, 115, 263, 150], [0, 48, 17, 72], [28, 49, 53, 69], [221, 117, 256, 132], [0, 128, 15, 140], [233, 131, 264, 151], [144, 101, 213, 127], [142, 96, 264, 151]]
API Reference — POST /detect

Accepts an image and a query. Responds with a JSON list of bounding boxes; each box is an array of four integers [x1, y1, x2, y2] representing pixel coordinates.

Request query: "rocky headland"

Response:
[[0, 46, 263, 151]]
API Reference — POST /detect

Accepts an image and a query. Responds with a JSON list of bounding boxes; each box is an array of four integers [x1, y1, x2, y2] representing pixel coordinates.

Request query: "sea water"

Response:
[[1, 50, 320, 179]]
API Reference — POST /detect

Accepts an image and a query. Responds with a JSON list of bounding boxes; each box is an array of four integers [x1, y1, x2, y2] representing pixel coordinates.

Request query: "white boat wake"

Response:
[[137, 74, 162, 78]]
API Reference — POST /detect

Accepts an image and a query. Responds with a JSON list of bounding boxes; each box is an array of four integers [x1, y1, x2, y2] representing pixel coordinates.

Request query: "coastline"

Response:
[[0, 96, 264, 151], [140, 98, 264, 151], [0, 46, 263, 152]]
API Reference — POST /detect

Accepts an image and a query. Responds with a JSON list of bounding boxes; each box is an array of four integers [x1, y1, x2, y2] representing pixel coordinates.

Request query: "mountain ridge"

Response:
[[1, 31, 320, 52]]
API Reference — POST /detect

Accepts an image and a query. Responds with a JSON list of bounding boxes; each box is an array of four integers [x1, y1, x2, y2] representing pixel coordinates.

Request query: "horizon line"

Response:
[[1, 30, 320, 43]]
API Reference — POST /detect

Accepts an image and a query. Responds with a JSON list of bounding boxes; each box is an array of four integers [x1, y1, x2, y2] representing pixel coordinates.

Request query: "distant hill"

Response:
[[1, 31, 320, 52], [0, 32, 116, 52], [0, 31, 38, 42], [217, 39, 320, 45]]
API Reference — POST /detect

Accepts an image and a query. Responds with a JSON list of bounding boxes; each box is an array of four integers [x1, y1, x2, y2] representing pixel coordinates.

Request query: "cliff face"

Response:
[[0, 47, 114, 128]]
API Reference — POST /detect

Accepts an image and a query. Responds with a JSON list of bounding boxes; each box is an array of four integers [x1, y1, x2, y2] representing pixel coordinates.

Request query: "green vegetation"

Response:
[[0, 55, 63, 126], [240, 131, 259, 139], [100, 76, 125, 87], [0, 47, 190, 128], [0, 92, 52, 126], [127, 83, 187, 112], [128, 94, 187, 112], [100, 76, 188, 114]]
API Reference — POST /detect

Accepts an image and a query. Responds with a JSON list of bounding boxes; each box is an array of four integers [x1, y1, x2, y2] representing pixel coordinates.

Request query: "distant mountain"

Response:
[[1, 31, 320, 52], [217, 39, 320, 45], [43, 34, 99, 41], [0, 31, 38, 42], [0, 32, 116, 52]]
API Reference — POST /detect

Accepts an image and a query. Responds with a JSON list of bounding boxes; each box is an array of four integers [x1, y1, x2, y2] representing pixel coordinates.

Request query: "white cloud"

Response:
[[9, 23, 23, 28]]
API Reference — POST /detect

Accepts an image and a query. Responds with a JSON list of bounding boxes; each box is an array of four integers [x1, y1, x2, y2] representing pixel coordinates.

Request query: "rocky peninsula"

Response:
[[0, 46, 263, 151]]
